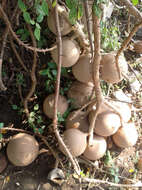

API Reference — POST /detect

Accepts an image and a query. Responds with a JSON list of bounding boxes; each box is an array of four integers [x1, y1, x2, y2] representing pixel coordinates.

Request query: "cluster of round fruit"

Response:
[[41, 8, 139, 161]]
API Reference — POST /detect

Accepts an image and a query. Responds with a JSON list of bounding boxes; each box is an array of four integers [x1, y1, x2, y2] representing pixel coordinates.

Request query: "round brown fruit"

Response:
[[133, 41, 142, 54], [51, 38, 80, 67], [83, 135, 107, 160], [60, 128, 87, 157], [89, 111, 121, 137], [72, 54, 93, 84], [66, 111, 89, 133], [67, 81, 94, 108], [100, 53, 128, 84], [7, 133, 39, 166], [47, 8, 72, 36], [110, 101, 131, 122], [112, 122, 138, 148], [43, 94, 68, 119]]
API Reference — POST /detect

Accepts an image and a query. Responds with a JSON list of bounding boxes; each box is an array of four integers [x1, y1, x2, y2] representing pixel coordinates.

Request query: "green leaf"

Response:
[[34, 104, 39, 111], [23, 12, 31, 23], [69, 7, 78, 24], [52, 0, 57, 8], [132, 0, 138, 5], [35, 22, 41, 29], [34, 26, 41, 41], [0, 123, 4, 128], [39, 69, 49, 75], [42, 0, 49, 16], [30, 20, 35, 25], [52, 69, 57, 76], [36, 5, 45, 16], [77, 4, 83, 20], [47, 62, 57, 69], [37, 14, 44, 23], [16, 28, 25, 34], [12, 104, 18, 110], [65, 0, 73, 9], [18, 0, 27, 12]]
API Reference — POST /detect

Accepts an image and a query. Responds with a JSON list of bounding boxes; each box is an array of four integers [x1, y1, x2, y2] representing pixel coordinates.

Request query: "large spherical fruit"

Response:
[[60, 128, 87, 157], [51, 38, 80, 67], [67, 81, 94, 108], [43, 94, 68, 119], [112, 122, 138, 148], [7, 133, 39, 166], [66, 111, 89, 133], [92, 111, 121, 137], [110, 101, 131, 122], [83, 135, 107, 160], [100, 53, 128, 84], [47, 9, 72, 36], [133, 41, 142, 54], [72, 54, 93, 84]]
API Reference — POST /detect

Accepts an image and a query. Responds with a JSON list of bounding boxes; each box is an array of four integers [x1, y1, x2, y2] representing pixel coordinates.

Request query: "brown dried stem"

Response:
[[120, 0, 142, 20], [0, 4, 57, 53], [23, 25, 37, 117], [88, 11, 103, 146], [83, 0, 94, 57], [115, 20, 142, 79], [82, 177, 142, 188], [53, 2, 80, 175], [9, 36, 28, 72]]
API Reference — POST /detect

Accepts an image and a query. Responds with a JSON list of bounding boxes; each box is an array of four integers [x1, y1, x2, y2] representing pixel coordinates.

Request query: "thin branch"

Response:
[[115, 20, 142, 79], [53, 2, 81, 175], [23, 25, 37, 117], [9, 36, 28, 72], [83, 0, 94, 57], [82, 177, 142, 188], [0, 4, 57, 53]]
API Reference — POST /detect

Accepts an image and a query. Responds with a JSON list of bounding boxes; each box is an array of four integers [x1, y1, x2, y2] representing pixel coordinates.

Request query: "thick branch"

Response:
[[53, 2, 80, 175], [115, 20, 142, 78], [88, 12, 103, 145], [120, 0, 142, 20]]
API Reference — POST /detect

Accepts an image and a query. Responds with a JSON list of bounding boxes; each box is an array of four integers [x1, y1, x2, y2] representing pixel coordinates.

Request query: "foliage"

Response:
[[28, 104, 46, 134], [65, 0, 83, 24], [101, 21, 120, 51], [18, 0, 49, 41], [132, 0, 139, 5]]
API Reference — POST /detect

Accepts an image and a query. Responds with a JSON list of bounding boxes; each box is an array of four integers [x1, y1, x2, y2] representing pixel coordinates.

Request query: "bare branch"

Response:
[[0, 4, 57, 53], [53, 1, 81, 175], [119, 0, 142, 20]]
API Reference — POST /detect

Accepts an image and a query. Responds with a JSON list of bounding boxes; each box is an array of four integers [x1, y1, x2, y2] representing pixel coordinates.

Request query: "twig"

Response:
[[23, 25, 37, 117], [0, 4, 57, 53], [115, 20, 142, 79], [0, 26, 9, 91], [119, 0, 142, 20], [88, 7, 103, 146], [82, 177, 142, 188], [83, 0, 94, 57], [53, 2, 81, 175], [9, 36, 28, 72]]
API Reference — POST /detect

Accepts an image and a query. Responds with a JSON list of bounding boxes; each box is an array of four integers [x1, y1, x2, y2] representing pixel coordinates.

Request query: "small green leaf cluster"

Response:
[[39, 62, 71, 94], [18, 0, 49, 41], [28, 104, 46, 134], [65, 0, 83, 24], [132, 0, 139, 6]]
